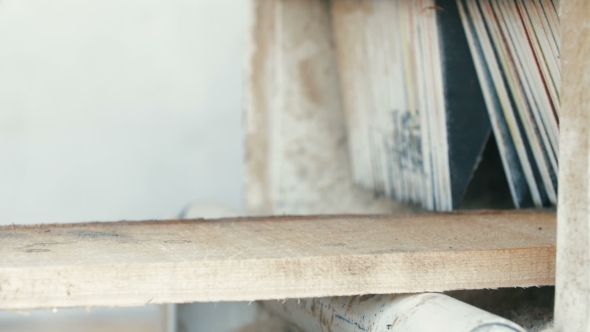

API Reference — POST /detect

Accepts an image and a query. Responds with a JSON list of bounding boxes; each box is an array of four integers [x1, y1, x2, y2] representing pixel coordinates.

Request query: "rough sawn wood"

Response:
[[554, 0, 590, 331], [0, 211, 555, 310]]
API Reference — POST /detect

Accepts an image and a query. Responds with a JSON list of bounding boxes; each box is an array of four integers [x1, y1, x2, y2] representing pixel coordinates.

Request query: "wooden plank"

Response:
[[245, 0, 416, 216], [554, 0, 590, 331], [0, 211, 555, 310]]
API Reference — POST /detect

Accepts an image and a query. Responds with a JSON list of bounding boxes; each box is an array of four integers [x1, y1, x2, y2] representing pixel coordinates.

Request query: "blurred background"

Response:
[[0, 0, 246, 225], [0, 0, 248, 330]]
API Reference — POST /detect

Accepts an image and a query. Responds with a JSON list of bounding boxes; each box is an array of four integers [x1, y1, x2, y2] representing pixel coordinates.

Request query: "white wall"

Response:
[[0, 0, 247, 225]]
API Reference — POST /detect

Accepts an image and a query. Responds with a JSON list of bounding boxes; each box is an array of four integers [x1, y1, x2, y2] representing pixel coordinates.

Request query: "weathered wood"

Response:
[[245, 0, 416, 216], [0, 211, 555, 310], [554, 0, 590, 331]]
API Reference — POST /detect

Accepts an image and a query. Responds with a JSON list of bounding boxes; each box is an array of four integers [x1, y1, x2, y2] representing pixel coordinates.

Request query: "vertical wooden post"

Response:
[[245, 0, 277, 215], [555, 0, 590, 331]]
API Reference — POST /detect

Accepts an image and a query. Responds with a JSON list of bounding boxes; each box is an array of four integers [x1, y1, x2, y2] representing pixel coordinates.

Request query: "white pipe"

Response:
[[160, 303, 176, 332], [263, 293, 525, 332]]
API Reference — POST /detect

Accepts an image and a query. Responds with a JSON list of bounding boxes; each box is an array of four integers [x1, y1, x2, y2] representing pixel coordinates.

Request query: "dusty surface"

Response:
[[447, 287, 554, 332], [554, 0, 590, 330], [0, 211, 555, 310], [245, 0, 417, 216]]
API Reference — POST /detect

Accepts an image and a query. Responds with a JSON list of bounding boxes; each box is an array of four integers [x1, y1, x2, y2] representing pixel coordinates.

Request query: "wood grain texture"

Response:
[[0, 211, 555, 310], [245, 0, 416, 216], [554, 0, 590, 331], [245, 0, 276, 214]]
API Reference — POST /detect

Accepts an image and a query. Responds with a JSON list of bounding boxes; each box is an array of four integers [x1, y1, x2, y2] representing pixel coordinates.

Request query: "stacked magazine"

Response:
[[341, 0, 559, 210]]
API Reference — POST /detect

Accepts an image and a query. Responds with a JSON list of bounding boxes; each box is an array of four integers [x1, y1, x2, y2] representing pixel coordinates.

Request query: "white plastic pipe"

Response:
[[263, 293, 525, 332]]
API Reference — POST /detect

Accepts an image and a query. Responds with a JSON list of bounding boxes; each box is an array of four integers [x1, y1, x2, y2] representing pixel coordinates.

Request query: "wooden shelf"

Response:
[[0, 210, 554, 310]]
